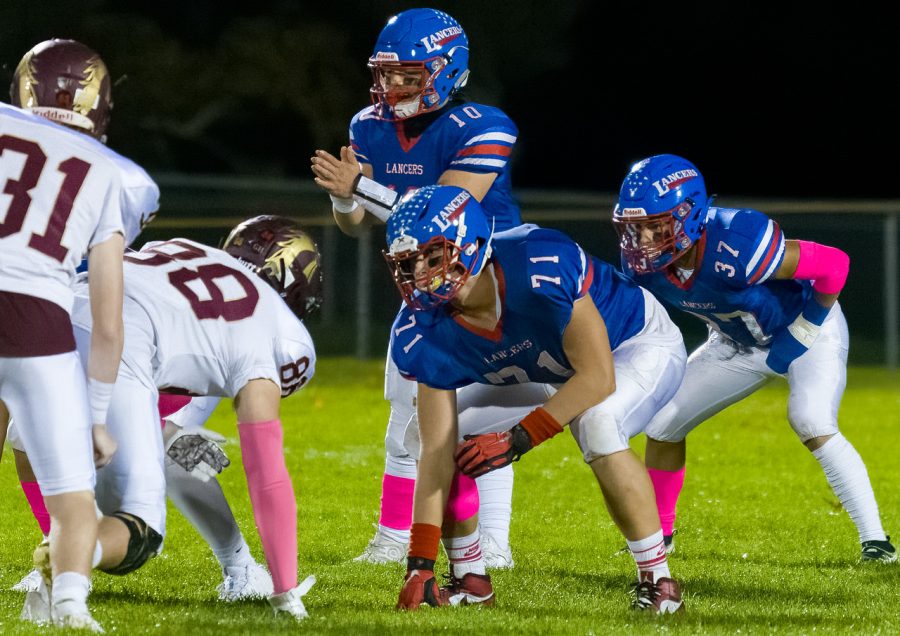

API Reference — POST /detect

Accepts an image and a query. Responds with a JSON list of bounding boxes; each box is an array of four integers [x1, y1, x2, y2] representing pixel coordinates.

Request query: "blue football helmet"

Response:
[[612, 154, 712, 274], [384, 185, 493, 310], [369, 8, 470, 120]]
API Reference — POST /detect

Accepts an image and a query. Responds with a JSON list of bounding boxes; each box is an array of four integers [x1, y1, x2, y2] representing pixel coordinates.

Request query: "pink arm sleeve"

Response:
[[238, 419, 298, 594], [792, 240, 849, 295]]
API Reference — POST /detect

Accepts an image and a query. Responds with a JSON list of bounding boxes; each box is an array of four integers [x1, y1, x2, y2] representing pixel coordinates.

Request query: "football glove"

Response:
[[268, 575, 316, 620], [165, 427, 230, 482], [397, 568, 448, 610], [454, 424, 534, 478]]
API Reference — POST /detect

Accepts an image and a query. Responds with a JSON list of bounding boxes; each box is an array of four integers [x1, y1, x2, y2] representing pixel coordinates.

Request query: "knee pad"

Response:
[[570, 407, 628, 464], [102, 512, 163, 575]]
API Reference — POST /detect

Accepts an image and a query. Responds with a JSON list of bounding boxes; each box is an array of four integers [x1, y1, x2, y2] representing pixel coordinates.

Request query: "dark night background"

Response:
[[2, 1, 898, 193], [1, 1, 898, 360]]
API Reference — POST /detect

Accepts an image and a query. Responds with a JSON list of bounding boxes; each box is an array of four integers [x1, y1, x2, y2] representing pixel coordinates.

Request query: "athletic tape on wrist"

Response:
[[87, 377, 115, 425], [329, 193, 359, 214]]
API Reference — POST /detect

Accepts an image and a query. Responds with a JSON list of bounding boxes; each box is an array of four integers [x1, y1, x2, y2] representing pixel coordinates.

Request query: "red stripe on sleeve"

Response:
[[456, 144, 513, 158]]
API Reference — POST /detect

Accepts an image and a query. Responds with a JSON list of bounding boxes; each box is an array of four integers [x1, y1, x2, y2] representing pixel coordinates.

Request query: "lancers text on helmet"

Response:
[[420, 27, 464, 53], [432, 190, 471, 231], [652, 169, 699, 196]]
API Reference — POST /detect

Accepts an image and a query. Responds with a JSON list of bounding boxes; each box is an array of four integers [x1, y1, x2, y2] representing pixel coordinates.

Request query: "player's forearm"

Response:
[[87, 327, 123, 384], [238, 419, 298, 594], [332, 204, 374, 237], [542, 370, 616, 427]]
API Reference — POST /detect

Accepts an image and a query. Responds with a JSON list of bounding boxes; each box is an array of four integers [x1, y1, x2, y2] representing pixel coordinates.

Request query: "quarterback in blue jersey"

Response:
[[612, 154, 895, 563], [310, 8, 521, 567], [384, 185, 687, 613]]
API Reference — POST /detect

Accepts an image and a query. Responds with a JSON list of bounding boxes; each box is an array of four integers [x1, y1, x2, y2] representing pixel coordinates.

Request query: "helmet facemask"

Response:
[[613, 199, 697, 274], [385, 234, 481, 310], [369, 56, 449, 120]]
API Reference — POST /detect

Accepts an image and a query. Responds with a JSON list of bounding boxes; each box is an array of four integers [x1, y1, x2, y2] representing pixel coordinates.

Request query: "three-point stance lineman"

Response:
[[16, 217, 322, 623], [612, 154, 895, 562], [311, 7, 522, 567], [384, 185, 687, 613]]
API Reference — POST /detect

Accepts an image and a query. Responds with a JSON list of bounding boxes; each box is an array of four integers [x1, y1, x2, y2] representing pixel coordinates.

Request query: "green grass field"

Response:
[[0, 360, 897, 634]]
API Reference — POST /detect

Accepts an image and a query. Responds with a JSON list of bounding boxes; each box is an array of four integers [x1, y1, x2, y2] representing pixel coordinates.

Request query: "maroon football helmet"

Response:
[[10, 39, 112, 141], [222, 216, 323, 320]]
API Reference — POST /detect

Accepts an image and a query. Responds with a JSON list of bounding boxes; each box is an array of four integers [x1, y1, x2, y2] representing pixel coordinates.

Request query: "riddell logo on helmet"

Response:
[[652, 170, 698, 196], [373, 52, 399, 61], [420, 26, 463, 53], [618, 207, 647, 217], [432, 190, 470, 230]]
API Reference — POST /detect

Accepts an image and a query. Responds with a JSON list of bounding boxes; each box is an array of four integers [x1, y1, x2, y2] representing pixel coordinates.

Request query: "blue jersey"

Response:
[[350, 102, 521, 231], [627, 207, 812, 348], [391, 225, 646, 390]]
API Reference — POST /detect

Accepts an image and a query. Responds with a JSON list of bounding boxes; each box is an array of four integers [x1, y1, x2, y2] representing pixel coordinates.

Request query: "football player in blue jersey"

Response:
[[310, 8, 522, 567], [612, 154, 896, 563], [384, 185, 687, 613]]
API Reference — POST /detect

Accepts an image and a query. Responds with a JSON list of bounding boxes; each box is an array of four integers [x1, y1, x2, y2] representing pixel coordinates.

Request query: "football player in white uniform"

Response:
[[16, 216, 323, 623], [0, 39, 159, 631]]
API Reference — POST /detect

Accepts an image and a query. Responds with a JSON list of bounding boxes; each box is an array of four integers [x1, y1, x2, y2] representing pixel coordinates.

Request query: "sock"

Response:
[[443, 529, 486, 577], [378, 455, 417, 541], [165, 460, 248, 565], [812, 433, 886, 543], [21, 481, 51, 536], [647, 467, 685, 537], [474, 465, 513, 552], [627, 530, 671, 583], [51, 572, 90, 613]]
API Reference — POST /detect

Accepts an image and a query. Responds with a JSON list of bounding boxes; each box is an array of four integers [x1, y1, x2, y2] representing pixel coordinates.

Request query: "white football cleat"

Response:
[[480, 531, 514, 570], [268, 575, 316, 620], [218, 561, 275, 601], [53, 611, 104, 633], [11, 568, 43, 592], [353, 526, 407, 564]]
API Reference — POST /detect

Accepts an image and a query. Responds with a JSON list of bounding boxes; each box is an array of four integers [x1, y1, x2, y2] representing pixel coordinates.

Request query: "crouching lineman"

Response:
[[17, 215, 323, 624], [9, 392, 274, 601], [384, 186, 688, 613], [1, 39, 159, 630], [612, 154, 895, 562]]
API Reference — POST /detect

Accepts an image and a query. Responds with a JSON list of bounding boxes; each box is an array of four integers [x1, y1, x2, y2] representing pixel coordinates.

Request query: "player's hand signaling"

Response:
[[92, 424, 118, 468], [310, 146, 361, 199]]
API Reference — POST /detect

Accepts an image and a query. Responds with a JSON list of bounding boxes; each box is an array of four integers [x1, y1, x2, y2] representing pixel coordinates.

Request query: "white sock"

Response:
[[475, 465, 513, 552], [215, 538, 257, 570], [443, 529, 486, 577], [626, 530, 670, 583], [51, 572, 90, 613], [812, 433, 886, 543]]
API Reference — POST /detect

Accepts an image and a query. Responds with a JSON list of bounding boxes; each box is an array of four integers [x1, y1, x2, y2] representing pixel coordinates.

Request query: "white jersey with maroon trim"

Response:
[[0, 102, 158, 312], [73, 238, 315, 398]]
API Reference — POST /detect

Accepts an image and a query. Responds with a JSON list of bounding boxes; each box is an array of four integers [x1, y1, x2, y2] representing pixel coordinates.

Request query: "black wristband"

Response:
[[509, 424, 534, 460], [407, 556, 435, 572]]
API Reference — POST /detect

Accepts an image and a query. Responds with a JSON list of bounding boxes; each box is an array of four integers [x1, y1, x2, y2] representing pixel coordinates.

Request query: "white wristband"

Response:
[[329, 194, 360, 214], [87, 377, 115, 425]]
